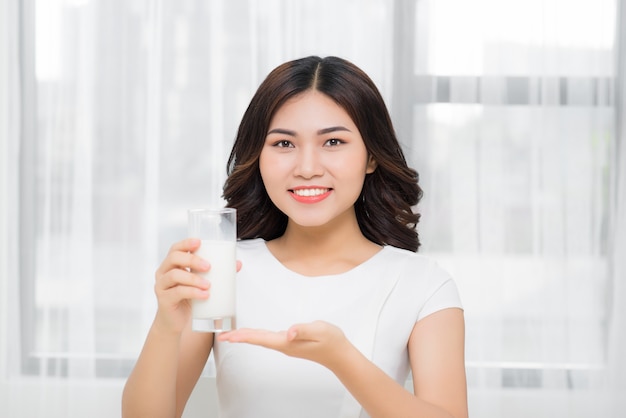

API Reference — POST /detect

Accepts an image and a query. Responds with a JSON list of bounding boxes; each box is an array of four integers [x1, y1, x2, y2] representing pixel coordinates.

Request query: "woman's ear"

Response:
[[366, 155, 378, 174]]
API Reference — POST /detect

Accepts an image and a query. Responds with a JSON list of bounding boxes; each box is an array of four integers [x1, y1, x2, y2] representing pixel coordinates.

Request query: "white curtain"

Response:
[[398, 1, 622, 415], [0, 0, 23, 410], [1, 0, 624, 417], [609, 0, 626, 408], [0, 0, 19, 389], [404, 0, 622, 415]]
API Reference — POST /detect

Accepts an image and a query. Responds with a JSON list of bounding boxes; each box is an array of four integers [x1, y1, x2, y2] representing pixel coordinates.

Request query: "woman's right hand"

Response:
[[153, 238, 211, 334]]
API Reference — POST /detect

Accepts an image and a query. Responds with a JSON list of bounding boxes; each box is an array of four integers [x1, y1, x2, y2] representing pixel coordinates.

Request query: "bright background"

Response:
[[1, 0, 625, 417]]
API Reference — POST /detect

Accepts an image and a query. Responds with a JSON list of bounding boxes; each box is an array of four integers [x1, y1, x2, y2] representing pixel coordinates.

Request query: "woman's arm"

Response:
[[330, 308, 467, 418], [122, 239, 215, 418], [218, 307, 467, 418], [122, 320, 213, 418], [409, 308, 468, 418]]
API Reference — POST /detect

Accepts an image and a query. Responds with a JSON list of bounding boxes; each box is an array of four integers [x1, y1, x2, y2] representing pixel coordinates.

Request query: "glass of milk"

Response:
[[188, 208, 237, 332]]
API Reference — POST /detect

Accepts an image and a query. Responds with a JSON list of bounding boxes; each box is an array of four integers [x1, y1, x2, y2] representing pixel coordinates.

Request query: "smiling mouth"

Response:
[[290, 188, 331, 197]]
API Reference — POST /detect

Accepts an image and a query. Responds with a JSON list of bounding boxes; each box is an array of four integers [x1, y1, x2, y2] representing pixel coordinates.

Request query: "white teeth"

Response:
[[293, 188, 329, 197]]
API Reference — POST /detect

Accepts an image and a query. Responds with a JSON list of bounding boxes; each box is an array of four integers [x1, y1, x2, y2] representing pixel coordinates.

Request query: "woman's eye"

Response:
[[325, 138, 343, 146], [273, 140, 293, 148]]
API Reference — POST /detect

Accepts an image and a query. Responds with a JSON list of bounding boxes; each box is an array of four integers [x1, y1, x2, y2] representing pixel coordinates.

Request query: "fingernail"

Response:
[[199, 260, 210, 270]]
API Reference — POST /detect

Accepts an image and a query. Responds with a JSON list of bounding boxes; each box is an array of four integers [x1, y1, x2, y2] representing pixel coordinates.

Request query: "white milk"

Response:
[[192, 240, 237, 318]]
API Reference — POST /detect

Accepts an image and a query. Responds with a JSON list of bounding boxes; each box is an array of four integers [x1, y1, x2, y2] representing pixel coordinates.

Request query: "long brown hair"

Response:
[[223, 56, 423, 251]]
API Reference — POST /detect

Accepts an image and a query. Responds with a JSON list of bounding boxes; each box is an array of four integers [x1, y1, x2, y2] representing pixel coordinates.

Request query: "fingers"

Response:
[[155, 282, 209, 310], [156, 238, 207, 277], [157, 267, 209, 293], [154, 238, 243, 311], [157, 238, 242, 276], [168, 237, 202, 256], [218, 322, 329, 345], [218, 328, 283, 345], [154, 239, 210, 307], [217, 321, 350, 369]]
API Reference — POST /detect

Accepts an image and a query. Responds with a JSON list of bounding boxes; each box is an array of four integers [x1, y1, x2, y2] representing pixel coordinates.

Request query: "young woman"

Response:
[[122, 56, 468, 418]]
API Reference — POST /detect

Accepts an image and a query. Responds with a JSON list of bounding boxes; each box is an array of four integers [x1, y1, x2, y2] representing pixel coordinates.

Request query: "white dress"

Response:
[[212, 238, 462, 418]]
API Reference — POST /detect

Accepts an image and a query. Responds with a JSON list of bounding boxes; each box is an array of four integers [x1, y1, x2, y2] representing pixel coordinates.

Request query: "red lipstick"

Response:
[[289, 186, 332, 204]]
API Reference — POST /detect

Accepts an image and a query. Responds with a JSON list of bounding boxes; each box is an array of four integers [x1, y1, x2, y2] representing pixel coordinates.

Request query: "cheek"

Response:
[[259, 152, 286, 190], [258, 151, 275, 180], [327, 153, 370, 177]]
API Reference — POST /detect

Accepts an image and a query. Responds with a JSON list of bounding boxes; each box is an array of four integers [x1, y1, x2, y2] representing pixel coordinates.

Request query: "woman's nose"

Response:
[[293, 146, 323, 178]]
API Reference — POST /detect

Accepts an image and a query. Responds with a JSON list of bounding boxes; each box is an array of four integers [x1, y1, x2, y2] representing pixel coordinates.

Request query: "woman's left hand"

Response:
[[216, 320, 351, 369]]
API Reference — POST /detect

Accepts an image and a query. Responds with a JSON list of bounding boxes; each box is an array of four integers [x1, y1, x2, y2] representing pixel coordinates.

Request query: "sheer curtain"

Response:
[[0, 0, 20, 399], [1, 0, 624, 417], [609, 0, 626, 407], [401, 0, 622, 415], [1, 0, 23, 411]]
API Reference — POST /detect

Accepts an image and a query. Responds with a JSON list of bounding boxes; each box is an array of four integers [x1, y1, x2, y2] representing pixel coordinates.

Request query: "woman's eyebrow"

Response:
[[267, 126, 352, 136], [317, 126, 351, 135], [267, 128, 296, 136]]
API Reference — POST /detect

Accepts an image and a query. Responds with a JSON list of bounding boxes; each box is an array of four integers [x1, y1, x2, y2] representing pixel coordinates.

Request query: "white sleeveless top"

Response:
[[212, 239, 462, 418]]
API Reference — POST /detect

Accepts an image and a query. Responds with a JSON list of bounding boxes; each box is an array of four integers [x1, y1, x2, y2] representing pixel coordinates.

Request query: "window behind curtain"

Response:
[[19, 0, 395, 378], [394, 0, 615, 390], [19, 0, 617, 399]]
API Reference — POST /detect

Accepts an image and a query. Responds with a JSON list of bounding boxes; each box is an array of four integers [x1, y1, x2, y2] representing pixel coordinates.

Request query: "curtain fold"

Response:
[[1, 0, 26, 415], [608, 0, 626, 406], [0, 0, 19, 383], [0, 0, 22, 370], [411, 2, 615, 392], [34, 0, 98, 377], [2, 0, 624, 417]]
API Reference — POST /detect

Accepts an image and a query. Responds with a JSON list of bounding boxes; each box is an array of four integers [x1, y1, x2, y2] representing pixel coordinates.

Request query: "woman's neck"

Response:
[[266, 216, 381, 276]]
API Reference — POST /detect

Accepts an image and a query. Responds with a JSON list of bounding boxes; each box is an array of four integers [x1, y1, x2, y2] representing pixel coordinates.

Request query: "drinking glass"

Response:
[[188, 208, 237, 332]]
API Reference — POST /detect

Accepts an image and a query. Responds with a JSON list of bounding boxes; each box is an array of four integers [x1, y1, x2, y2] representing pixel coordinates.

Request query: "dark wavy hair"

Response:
[[223, 56, 423, 252]]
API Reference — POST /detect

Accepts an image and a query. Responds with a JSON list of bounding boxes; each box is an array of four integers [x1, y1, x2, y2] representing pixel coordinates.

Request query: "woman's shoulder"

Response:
[[382, 245, 445, 271], [382, 246, 463, 316], [235, 238, 276, 271], [380, 246, 455, 287]]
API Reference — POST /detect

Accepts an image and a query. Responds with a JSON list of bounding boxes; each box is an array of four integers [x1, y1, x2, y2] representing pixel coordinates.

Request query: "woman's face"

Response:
[[259, 90, 377, 229]]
